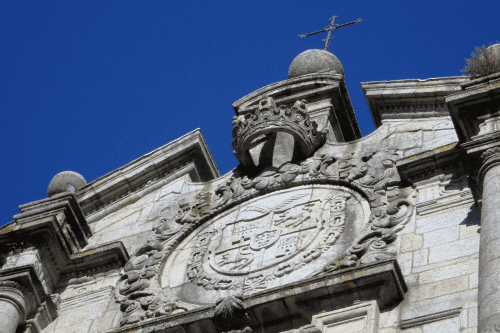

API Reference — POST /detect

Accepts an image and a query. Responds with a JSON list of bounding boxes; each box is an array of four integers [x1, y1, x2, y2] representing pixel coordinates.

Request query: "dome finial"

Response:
[[288, 49, 344, 79], [48, 171, 87, 197]]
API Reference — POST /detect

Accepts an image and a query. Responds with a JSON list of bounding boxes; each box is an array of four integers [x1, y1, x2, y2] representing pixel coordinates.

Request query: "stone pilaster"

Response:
[[0, 280, 30, 333], [446, 71, 500, 333], [477, 148, 500, 332]]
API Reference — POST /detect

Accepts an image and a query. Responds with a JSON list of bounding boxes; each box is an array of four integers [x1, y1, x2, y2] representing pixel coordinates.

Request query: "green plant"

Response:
[[462, 44, 500, 78]]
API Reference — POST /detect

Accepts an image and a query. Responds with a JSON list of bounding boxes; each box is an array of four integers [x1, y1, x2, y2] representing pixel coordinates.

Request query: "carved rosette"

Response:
[[114, 147, 415, 327], [231, 96, 326, 167]]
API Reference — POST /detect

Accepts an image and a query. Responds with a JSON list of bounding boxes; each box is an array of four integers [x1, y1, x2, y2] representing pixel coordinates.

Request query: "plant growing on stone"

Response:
[[462, 44, 500, 78]]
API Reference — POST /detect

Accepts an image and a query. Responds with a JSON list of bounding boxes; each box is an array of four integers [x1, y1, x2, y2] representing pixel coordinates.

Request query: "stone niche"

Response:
[[161, 185, 371, 304]]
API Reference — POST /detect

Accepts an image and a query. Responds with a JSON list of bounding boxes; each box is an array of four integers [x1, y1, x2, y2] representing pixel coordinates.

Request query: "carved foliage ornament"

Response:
[[481, 146, 500, 162], [114, 148, 414, 326], [232, 96, 327, 167], [215, 148, 401, 209]]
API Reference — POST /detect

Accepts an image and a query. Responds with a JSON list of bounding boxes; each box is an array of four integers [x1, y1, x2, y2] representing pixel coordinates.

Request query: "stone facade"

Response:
[[1, 47, 499, 333]]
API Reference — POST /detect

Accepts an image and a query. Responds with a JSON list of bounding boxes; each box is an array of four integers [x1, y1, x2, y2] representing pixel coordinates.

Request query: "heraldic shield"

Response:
[[161, 185, 371, 305]]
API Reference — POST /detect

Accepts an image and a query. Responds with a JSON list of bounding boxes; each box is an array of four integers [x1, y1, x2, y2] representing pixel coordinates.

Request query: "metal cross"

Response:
[[299, 16, 362, 51]]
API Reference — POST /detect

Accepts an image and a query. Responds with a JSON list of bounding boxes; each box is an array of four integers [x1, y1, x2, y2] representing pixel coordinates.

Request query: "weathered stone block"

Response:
[[421, 316, 460, 333], [413, 249, 428, 267], [460, 224, 480, 239], [418, 259, 478, 284], [401, 233, 424, 253], [428, 237, 480, 263], [411, 275, 469, 302], [88, 308, 119, 333], [423, 225, 459, 248], [397, 252, 413, 276], [416, 208, 469, 234]]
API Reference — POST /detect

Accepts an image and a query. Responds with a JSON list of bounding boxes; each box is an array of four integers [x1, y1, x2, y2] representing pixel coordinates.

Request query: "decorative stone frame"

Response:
[[293, 300, 380, 333]]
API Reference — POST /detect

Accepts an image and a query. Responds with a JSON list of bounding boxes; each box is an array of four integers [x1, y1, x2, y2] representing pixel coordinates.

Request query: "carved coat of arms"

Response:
[[161, 186, 371, 304]]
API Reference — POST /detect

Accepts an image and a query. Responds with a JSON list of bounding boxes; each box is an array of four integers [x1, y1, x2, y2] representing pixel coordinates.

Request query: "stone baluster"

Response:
[[478, 147, 500, 333], [0, 280, 28, 333]]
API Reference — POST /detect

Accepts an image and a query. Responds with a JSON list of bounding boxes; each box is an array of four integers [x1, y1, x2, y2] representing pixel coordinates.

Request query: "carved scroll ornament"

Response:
[[215, 148, 401, 210]]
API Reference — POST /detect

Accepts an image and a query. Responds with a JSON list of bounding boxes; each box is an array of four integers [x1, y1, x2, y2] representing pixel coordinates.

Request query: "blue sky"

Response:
[[1, 0, 499, 226]]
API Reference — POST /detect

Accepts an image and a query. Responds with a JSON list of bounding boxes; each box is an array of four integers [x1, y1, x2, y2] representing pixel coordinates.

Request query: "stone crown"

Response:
[[231, 96, 326, 167]]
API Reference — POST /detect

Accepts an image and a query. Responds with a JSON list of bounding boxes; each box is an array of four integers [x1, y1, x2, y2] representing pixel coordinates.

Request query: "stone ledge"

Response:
[[106, 259, 406, 333], [396, 143, 463, 184], [401, 307, 462, 329]]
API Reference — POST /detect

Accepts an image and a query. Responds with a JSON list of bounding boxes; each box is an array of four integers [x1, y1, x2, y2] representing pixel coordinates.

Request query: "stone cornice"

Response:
[[0, 192, 129, 288], [461, 131, 500, 155], [83, 163, 195, 224], [3, 192, 91, 253], [396, 143, 464, 183], [76, 129, 220, 218], [105, 260, 406, 333], [362, 76, 467, 128], [446, 75, 500, 143], [232, 73, 344, 113], [233, 73, 361, 142]]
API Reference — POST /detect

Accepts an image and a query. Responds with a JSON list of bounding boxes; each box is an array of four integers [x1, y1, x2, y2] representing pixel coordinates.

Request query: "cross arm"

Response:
[[334, 18, 362, 29], [299, 27, 328, 39]]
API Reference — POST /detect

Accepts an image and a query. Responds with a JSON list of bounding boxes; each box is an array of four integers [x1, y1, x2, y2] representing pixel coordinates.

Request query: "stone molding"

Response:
[[400, 307, 462, 329], [414, 174, 473, 216], [58, 286, 114, 313], [362, 76, 467, 128], [10, 192, 91, 252], [76, 129, 220, 219], [480, 146, 500, 161], [396, 143, 463, 183], [83, 163, 195, 223], [1, 192, 129, 276], [446, 73, 500, 143], [292, 300, 380, 333]]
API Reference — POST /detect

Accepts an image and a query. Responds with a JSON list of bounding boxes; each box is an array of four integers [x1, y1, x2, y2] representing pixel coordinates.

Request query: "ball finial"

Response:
[[47, 171, 87, 197], [288, 49, 344, 79]]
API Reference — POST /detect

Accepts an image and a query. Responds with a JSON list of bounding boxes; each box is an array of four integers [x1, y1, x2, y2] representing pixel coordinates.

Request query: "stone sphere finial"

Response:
[[47, 171, 87, 197], [288, 49, 344, 79], [487, 43, 500, 59]]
